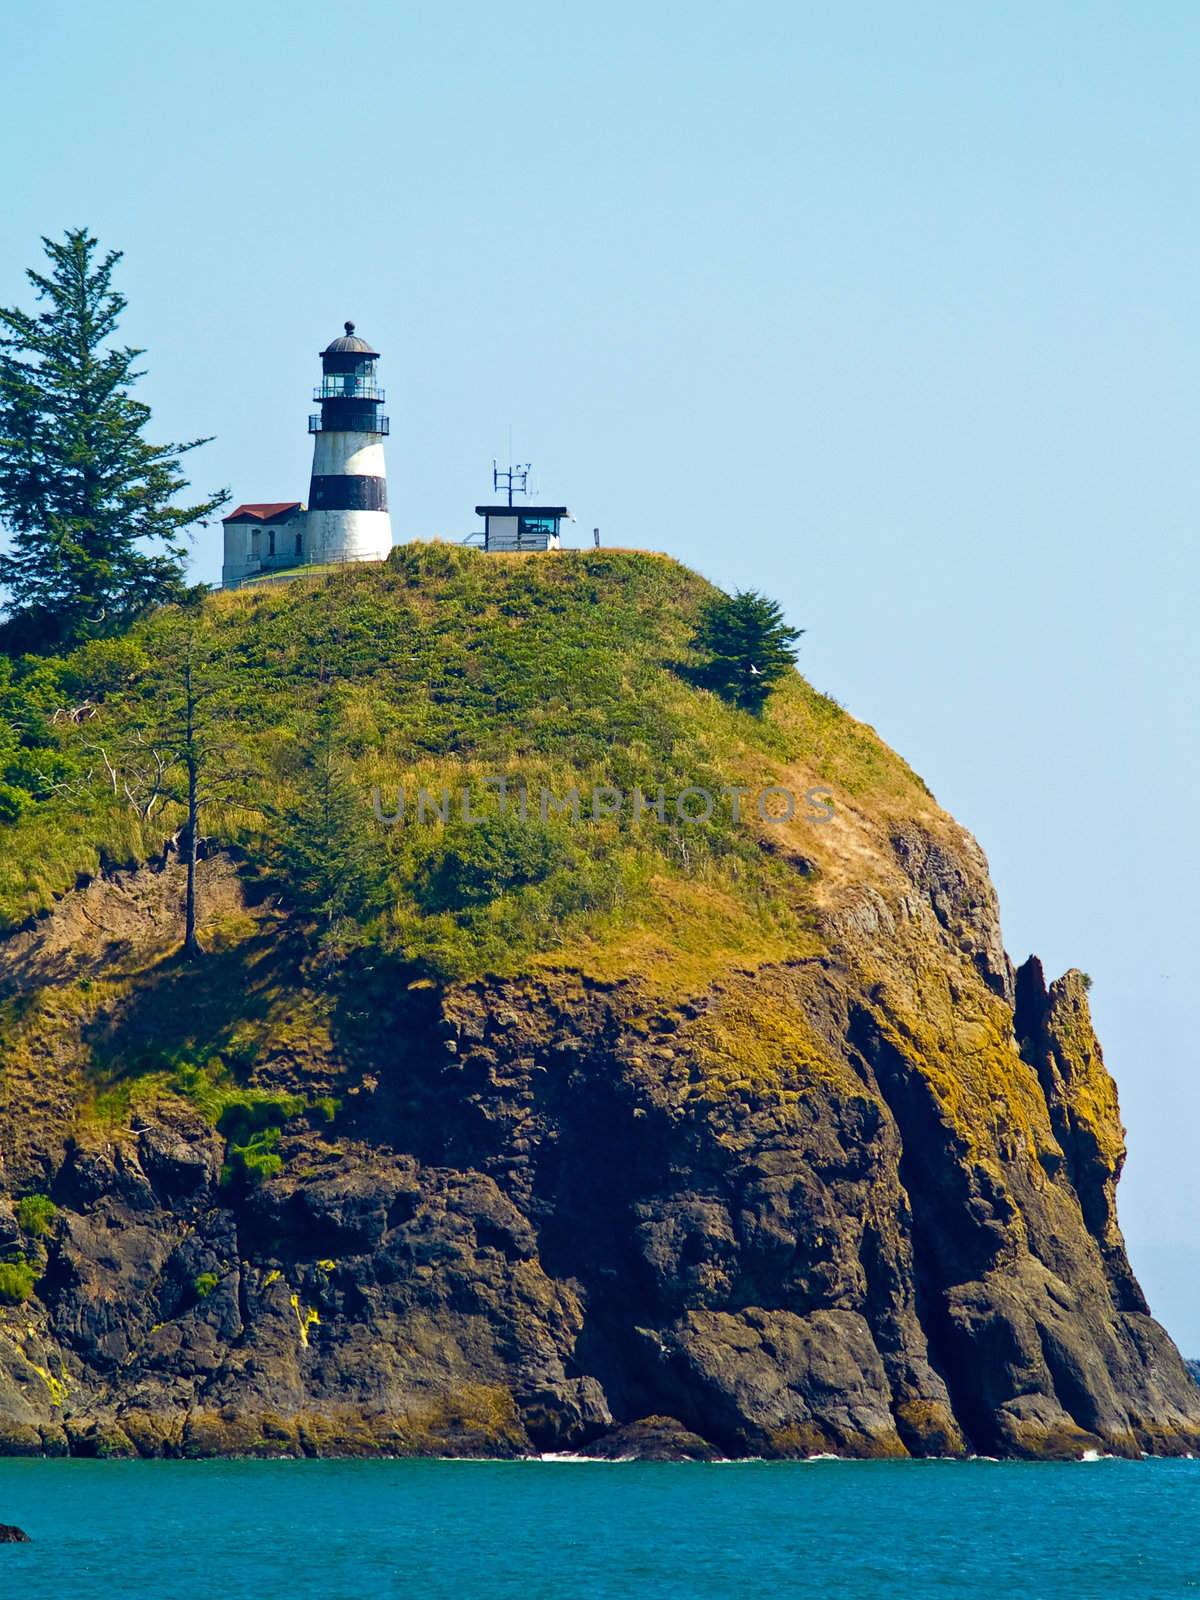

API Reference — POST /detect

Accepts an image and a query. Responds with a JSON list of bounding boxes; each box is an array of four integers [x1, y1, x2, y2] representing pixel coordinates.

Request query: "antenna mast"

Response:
[[493, 458, 531, 508]]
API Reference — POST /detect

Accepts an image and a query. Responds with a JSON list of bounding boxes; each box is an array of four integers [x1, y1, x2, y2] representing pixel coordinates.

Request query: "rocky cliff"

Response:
[[0, 549, 1196, 1459]]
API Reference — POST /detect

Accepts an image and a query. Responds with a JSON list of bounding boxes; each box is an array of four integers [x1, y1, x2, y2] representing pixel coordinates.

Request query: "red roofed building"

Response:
[[221, 501, 307, 588]]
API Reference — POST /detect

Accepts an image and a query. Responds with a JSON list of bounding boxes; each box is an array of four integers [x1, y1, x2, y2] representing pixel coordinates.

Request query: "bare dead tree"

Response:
[[50, 701, 100, 727], [43, 734, 171, 826], [96, 734, 172, 821]]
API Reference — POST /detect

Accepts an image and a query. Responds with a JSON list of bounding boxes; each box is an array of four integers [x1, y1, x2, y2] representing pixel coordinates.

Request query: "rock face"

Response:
[[0, 820, 1197, 1462]]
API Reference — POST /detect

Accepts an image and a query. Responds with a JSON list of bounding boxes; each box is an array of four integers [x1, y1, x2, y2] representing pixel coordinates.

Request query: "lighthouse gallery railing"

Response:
[[308, 414, 390, 434]]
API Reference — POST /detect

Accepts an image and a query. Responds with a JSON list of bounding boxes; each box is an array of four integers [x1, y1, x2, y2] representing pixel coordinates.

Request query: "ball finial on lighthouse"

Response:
[[305, 322, 393, 566]]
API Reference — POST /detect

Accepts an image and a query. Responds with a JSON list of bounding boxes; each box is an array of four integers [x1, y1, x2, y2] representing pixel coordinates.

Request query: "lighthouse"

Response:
[[306, 322, 393, 565]]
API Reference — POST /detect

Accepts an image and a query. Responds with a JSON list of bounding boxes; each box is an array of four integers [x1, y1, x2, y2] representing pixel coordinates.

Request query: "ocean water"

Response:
[[0, 1456, 1197, 1598]]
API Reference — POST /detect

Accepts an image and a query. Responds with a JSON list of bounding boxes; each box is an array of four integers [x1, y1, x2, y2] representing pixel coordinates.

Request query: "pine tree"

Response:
[[276, 710, 388, 949], [690, 590, 803, 714], [0, 228, 228, 653]]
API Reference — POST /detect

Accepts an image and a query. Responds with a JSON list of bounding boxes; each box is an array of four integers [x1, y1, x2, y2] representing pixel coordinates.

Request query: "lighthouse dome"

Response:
[[321, 321, 379, 357]]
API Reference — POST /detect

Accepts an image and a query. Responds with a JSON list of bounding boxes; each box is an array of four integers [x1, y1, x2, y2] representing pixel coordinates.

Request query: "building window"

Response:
[[295, 532, 303, 557], [268, 530, 276, 557], [518, 515, 558, 538]]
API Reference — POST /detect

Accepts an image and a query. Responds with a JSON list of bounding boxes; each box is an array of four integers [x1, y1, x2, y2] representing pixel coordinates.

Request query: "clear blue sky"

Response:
[[4, 0, 1199, 1343]]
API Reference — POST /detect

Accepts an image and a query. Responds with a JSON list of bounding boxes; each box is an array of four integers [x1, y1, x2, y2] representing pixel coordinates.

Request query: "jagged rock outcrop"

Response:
[[1, 816, 1197, 1462]]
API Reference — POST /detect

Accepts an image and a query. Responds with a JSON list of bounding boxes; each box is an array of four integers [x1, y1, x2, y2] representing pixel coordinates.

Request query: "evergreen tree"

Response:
[[0, 228, 228, 653], [690, 589, 803, 714], [276, 710, 388, 949]]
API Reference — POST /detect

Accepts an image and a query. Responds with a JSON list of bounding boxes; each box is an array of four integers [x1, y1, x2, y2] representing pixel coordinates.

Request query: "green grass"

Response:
[[221, 1125, 285, 1187], [0, 546, 932, 988], [89, 1033, 329, 1179]]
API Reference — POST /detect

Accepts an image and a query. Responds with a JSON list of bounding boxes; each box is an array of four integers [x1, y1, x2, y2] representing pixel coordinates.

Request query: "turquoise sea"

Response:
[[1, 1457, 1197, 1598]]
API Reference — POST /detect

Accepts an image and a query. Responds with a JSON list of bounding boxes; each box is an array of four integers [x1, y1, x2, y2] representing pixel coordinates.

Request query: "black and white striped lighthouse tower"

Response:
[[306, 322, 393, 564]]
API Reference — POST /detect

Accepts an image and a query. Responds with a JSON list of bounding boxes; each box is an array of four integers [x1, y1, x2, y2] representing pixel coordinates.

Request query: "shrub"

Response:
[[0, 1259, 37, 1305], [193, 1271, 219, 1299], [0, 782, 27, 824], [59, 635, 149, 697], [415, 814, 574, 913], [16, 1194, 57, 1238]]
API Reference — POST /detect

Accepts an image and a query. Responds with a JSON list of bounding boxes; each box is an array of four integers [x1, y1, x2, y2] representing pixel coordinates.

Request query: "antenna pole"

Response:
[[493, 458, 531, 507]]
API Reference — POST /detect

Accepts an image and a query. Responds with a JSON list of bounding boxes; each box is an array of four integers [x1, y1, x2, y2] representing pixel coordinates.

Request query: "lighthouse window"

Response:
[[317, 370, 382, 400]]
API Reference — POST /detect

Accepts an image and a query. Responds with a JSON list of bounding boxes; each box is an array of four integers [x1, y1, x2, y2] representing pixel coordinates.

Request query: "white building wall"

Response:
[[222, 522, 249, 588], [222, 513, 308, 588]]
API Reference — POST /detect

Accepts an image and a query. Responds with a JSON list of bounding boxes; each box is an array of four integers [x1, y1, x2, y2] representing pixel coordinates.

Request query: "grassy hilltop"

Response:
[[0, 544, 929, 989]]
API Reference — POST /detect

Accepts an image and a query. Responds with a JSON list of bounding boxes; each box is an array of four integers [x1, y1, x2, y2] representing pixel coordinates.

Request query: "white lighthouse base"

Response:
[[305, 507, 393, 565], [306, 429, 393, 565]]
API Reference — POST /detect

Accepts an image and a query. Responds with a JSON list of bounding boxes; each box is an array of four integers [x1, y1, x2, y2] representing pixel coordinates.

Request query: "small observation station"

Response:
[[472, 460, 569, 552], [473, 505, 570, 552]]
